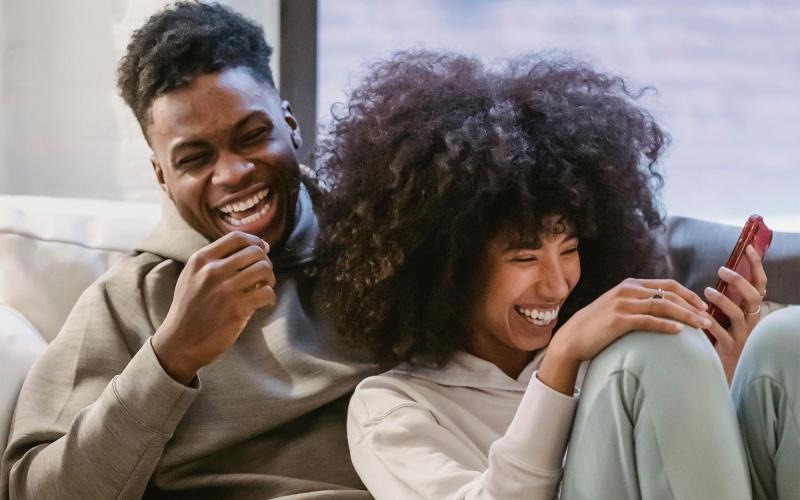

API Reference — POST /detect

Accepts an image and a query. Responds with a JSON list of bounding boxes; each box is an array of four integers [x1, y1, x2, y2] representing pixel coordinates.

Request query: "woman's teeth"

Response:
[[515, 305, 559, 326]]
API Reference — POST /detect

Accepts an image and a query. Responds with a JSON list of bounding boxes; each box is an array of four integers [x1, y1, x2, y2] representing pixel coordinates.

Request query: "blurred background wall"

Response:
[[0, 0, 280, 202], [0, 2, 5, 195], [318, 0, 800, 227], [1, 0, 798, 228]]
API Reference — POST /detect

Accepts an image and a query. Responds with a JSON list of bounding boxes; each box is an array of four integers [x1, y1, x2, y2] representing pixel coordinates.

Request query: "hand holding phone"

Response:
[[703, 214, 772, 345]]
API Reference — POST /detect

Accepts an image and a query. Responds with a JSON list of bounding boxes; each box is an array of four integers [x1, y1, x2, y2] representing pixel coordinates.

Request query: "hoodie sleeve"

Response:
[[1, 266, 199, 500], [347, 373, 577, 500]]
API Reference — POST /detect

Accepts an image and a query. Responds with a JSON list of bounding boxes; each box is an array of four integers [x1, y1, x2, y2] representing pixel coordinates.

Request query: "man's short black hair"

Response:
[[117, 1, 276, 132]]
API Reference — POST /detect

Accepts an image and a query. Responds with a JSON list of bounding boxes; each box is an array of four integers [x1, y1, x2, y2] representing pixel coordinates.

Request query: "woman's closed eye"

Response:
[[562, 245, 579, 255], [512, 245, 578, 263], [512, 253, 539, 263]]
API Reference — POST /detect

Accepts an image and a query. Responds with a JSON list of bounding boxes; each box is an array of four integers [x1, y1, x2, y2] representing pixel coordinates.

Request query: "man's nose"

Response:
[[213, 154, 254, 186]]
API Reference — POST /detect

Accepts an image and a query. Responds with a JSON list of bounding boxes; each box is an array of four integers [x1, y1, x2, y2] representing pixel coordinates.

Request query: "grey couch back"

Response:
[[664, 216, 800, 305]]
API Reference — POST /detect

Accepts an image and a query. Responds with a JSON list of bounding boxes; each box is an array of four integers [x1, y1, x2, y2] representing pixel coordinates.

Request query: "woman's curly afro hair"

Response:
[[314, 50, 671, 368]]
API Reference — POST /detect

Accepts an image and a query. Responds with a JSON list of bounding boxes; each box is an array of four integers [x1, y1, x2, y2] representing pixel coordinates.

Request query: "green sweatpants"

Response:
[[732, 306, 800, 500], [560, 328, 752, 500]]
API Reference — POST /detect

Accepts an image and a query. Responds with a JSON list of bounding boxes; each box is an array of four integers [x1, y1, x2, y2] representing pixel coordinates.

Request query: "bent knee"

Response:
[[744, 306, 800, 361], [736, 306, 800, 382], [591, 326, 723, 383]]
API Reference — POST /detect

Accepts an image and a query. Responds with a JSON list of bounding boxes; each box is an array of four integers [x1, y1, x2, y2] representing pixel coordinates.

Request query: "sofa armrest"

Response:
[[0, 195, 160, 342], [0, 304, 47, 453]]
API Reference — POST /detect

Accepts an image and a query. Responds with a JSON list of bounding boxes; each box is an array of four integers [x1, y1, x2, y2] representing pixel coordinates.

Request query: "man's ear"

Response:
[[151, 156, 172, 199], [281, 100, 302, 150]]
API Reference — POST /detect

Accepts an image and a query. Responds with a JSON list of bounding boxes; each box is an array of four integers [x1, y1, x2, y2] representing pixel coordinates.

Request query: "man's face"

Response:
[[147, 67, 301, 246]]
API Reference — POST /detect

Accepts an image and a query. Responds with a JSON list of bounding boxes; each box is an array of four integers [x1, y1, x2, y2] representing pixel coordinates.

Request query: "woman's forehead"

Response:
[[493, 214, 577, 250]]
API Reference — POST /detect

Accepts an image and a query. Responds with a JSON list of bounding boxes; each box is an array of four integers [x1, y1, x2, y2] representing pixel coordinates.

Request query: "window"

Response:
[[317, 0, 800, 229]]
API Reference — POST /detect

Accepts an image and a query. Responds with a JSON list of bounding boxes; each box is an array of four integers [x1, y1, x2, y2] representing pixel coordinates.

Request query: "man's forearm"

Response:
[[4, 339, 198, 500]]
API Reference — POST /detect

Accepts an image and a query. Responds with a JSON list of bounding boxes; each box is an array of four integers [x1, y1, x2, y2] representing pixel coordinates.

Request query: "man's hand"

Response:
[[152, 231, 277, 384]]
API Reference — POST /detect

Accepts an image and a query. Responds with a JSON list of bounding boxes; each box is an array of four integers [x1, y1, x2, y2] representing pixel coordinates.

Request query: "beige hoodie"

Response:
[[1, 183, 377, 500]]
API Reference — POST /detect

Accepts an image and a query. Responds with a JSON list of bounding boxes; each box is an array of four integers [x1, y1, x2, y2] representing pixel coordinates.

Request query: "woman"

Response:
[[315, 51, 766, 499]]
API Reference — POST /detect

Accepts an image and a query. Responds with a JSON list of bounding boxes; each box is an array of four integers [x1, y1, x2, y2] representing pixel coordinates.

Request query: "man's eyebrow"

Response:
[[172, 139, 210, 153], [233, 111, 275, 134]]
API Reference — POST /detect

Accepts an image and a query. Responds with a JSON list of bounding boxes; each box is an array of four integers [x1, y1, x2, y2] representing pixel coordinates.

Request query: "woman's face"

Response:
[[468, 216, 581, 376]]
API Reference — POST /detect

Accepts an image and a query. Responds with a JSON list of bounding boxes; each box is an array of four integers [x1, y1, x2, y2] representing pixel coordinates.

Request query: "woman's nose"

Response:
[[537, 261, 570, 299]]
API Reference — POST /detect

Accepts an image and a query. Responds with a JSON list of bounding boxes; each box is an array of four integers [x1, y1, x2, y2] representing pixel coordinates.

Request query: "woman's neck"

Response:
[[467, 341, 536, 380]]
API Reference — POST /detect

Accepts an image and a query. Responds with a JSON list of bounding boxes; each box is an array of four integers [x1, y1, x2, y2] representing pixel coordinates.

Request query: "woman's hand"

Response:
[[538, 278, 710, 396], [703, 244, 768, 385]]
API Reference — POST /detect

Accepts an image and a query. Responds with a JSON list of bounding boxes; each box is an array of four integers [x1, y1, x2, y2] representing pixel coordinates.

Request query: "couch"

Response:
[[0, 195, 160, 451], [2, 194, 799, 453]]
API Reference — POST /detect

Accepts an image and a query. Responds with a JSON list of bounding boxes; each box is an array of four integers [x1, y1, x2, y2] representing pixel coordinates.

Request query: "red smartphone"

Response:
[[704, 214, 772, 344]]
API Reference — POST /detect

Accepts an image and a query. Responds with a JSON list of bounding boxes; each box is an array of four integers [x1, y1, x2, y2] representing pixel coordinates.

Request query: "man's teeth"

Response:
[[515, 306, 559, 326], [219, 189, 268, 214], [225, 204, 270, 226]]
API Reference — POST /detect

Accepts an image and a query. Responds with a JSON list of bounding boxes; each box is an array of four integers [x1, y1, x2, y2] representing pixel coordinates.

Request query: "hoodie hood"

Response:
[[391, 351, 544, 392]]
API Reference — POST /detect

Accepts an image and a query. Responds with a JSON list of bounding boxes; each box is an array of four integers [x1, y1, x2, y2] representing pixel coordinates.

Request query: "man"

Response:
[[1, 3, 375, 499]]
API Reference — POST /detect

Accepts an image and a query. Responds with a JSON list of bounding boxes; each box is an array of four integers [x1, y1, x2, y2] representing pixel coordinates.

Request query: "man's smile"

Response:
[[217, 188, 273, 226], [213, 185, 280, 235]]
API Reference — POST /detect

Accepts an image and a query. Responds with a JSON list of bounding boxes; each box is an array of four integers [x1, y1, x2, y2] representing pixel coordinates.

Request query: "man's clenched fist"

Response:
[[152, 231, 276, 384]]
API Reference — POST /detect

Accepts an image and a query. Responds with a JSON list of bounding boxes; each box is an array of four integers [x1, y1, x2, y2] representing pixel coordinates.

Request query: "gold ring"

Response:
[[744, 304, 761, 317], [652, 288, 665, 300]]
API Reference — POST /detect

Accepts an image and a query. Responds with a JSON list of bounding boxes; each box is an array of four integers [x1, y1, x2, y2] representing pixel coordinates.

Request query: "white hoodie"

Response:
[[348, 350, 584, 500]]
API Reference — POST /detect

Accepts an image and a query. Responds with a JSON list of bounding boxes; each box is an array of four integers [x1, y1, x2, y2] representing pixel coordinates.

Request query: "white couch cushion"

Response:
[[0, 195, 159, 342], [0, 305, 47, 452]]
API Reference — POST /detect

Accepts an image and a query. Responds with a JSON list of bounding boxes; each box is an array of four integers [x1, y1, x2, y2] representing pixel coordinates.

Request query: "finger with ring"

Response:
[[743, 304, 761, 317]]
